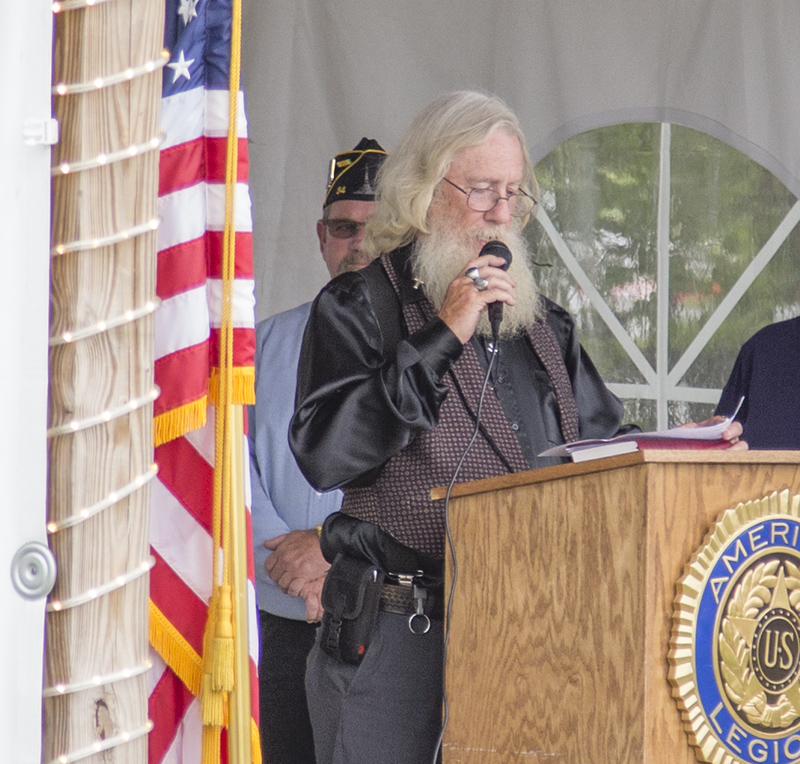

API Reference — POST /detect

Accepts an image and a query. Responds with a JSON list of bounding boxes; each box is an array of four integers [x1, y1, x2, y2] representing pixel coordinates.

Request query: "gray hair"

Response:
[[364, 90, 539, 255]]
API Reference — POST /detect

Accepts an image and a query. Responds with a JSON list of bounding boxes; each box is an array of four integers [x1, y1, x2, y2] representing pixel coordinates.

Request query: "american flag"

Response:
[[148, 0, 259, 761]]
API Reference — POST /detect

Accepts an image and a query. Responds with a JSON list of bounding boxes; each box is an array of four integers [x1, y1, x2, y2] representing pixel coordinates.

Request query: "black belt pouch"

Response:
[[320, 553, 385, 665]]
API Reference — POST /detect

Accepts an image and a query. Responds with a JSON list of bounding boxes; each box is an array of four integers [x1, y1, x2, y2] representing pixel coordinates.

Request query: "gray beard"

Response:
[[411, 223, 544, 339], [336, 249, 375, 276]]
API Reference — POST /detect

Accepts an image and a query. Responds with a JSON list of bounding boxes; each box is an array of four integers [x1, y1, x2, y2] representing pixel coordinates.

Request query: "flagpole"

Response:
[[221, 0, 256, 757], [228, 404, 255, 764]]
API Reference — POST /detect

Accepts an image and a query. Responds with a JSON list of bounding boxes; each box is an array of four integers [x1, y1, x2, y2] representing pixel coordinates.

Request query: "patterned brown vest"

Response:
[[341, 252, 579, 559]]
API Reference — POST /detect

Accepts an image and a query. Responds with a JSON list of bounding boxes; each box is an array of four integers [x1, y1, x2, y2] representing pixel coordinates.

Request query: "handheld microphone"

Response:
[[479, 240, 512, 338]]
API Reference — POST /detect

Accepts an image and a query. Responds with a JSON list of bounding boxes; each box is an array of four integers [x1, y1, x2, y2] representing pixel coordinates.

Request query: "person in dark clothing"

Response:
[[716, 315, 800, 449]]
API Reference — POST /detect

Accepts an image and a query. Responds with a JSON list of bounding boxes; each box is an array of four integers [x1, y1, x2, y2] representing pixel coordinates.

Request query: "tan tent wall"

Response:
[[242, 0, 800, 321]]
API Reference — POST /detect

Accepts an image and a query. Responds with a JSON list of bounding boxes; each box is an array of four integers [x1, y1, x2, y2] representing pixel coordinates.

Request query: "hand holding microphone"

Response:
[[439, 239, 515, 344]]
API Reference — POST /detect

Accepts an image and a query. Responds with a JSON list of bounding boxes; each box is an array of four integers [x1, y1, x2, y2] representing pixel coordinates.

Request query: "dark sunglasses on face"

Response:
[[322, 218, 366, 239]]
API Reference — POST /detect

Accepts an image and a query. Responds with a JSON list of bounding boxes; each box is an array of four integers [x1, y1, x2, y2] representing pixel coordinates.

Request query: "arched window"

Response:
[[530, 123, 800, 431]]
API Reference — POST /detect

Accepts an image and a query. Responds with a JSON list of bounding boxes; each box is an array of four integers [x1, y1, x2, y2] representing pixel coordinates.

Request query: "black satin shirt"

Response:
[[289, 248, 628, 492]]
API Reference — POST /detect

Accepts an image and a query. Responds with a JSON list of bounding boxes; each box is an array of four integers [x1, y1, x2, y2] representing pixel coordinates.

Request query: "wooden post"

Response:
[[45, 1, 164, 762]]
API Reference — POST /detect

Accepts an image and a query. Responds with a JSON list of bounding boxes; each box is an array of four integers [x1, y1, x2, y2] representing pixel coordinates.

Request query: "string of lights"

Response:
[[52, 0, 115, 14], [49, 299, 160, 345], [47, 557, 155, 612], [53, 50, 169, 95], [52, 131, 165, 176], [46, 464, 159, 533], [46, 387, 160, 438], [44, 661, 153, 698], [46, 721, 154, 764], [52, 218, 160, 256]]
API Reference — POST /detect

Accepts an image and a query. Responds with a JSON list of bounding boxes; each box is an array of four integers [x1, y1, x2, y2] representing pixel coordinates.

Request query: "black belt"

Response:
[[379, 580, 443, 621]]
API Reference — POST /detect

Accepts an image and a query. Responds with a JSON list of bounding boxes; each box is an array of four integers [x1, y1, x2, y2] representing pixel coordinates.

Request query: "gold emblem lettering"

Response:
[[747, 738, 768, 762], [723, 538, 749, 574], [670, 491, 800, 764]]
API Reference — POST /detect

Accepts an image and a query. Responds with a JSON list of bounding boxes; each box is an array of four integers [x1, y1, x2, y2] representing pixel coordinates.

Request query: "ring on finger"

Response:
[[465, 267, 480, 281], [473, 276, 489, 292]]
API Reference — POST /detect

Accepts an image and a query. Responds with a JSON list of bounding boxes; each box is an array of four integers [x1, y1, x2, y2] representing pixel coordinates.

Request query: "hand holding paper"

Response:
[[539, 397, 746, 459]]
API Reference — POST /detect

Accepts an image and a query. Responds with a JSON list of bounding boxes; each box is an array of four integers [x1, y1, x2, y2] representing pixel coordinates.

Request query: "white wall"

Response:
[[1, 2, 54, 761]]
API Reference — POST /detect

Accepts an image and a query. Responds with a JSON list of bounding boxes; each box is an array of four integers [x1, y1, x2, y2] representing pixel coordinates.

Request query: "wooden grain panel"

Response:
[[442, 455, 800, 764], [45, 1, 164, 761], [444, 467, 647, 763]]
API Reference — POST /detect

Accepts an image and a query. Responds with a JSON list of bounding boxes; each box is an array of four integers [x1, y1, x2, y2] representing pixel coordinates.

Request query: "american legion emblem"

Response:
[[670, 490, 800, 764]]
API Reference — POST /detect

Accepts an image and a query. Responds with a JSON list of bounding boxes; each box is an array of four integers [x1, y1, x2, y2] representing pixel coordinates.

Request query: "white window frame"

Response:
[[536, 123, 800, 430]]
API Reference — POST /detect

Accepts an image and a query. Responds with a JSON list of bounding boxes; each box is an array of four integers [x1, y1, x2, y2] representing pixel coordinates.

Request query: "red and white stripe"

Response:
[[155, 87, 255, 426], [150, 66, 259, 764]]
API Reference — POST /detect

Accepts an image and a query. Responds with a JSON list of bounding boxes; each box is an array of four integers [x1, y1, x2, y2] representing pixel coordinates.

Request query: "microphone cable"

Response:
[[431, 340, 499, 764]]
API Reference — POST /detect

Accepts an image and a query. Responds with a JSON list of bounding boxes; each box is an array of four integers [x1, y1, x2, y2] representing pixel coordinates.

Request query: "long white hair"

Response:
[[365, 90, 540, 257]]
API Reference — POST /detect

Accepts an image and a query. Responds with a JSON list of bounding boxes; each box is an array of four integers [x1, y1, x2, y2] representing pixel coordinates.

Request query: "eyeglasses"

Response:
[[322, 218, 367, 239], [442, 177, 537, 218]]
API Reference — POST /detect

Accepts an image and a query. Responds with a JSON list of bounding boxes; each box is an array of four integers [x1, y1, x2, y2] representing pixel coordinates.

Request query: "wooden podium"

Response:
[[433, 450, 800, 764]]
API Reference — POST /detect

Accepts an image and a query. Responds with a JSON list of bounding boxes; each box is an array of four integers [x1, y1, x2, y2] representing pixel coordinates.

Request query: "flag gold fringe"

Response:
[[208, 366, 255, 406], [152, 365, 255, 447], [150, 600, 259, 764], [152, 364, 255, 447], [154, 396, 208, 446], [149, 600, 203, 695], [251, 718, 263, 764]]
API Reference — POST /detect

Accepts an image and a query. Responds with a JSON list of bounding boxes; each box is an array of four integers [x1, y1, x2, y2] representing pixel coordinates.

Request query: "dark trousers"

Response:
[[258, 610, 318, 764], [305, 610, 444, 764]]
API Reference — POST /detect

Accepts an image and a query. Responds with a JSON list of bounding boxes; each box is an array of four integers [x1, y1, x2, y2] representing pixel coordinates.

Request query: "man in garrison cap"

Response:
[[248, 139, 387, 764]]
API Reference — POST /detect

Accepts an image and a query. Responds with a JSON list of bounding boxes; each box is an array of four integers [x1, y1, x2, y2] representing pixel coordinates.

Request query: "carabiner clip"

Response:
[[408, 583, 431, 635]]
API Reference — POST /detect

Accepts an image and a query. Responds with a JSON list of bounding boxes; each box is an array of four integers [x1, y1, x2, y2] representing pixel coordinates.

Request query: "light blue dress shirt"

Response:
[[248, 303, 342, 620]]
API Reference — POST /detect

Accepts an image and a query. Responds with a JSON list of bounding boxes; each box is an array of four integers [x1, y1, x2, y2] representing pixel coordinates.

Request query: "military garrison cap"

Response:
[[324, 137, 387, 207]]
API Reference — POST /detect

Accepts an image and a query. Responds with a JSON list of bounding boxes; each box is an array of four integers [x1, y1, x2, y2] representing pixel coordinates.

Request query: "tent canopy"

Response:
[[242, 0, 800, 320]]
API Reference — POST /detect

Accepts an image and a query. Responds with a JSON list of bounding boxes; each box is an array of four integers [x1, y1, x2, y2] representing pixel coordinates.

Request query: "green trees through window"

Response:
[[529, 123, 800, 431]]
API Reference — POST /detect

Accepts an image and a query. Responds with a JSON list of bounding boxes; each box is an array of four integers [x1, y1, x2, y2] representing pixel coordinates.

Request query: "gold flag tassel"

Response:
[[201, 226, 236, 764], [200, 0, 257, 761], [201, 588, 226, 722], [200, 587, 227, 764], [202, 725, 223, 764], [212, 583, 235, 689]]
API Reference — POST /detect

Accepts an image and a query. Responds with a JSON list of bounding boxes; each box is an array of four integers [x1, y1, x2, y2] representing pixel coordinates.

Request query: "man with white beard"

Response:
[[289, 91, 743, 764]]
